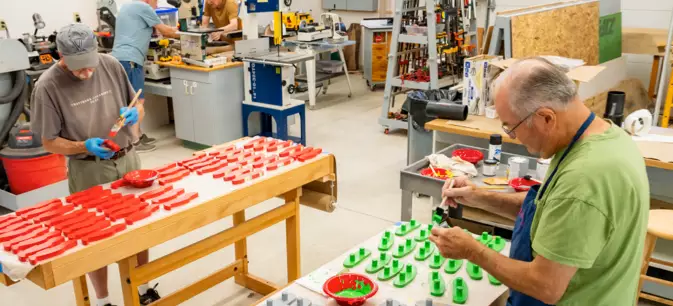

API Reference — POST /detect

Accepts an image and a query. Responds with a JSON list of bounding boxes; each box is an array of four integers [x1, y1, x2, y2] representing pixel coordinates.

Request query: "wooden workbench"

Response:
[[157, 60, 242, 72], [0, 138, 338, 306]]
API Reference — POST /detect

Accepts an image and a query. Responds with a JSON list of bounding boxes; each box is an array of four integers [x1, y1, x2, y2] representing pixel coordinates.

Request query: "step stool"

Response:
[[636, 209, 673, 305], [242, 101, 306, 145]]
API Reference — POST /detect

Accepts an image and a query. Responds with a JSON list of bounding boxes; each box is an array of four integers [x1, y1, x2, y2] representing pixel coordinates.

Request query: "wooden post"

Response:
[[233, 210, 248, 287], [284, 188, 301, 282], [636, 233, 657, 305], [73, 275, 91, 306], [118, 255, 141, 306]]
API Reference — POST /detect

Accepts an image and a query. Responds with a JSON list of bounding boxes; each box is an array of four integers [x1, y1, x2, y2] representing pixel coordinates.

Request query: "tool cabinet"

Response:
[[362, 25, 393, 90]]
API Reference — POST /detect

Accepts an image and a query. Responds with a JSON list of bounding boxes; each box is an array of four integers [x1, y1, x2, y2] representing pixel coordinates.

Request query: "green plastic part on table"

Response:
[[395, 219, 421, 236], [365, 253, 392, 273], [414, 240, 435, 261], [379, 231, 394, 251], [429, 271, 446, 297], [488, 236, 506, 252], [432, 213, 442, 225], [393, 263, 417, 288], [343, 247, 372, 268], [466, 261, 483, 280], [478, 232, 493, 245], [393, 238, 417, 258], [415, 226, 432, 242], [428, 253, 446, 269], [444, 259, 463, 274], [488, 274, 502, 286], [453, 277, 468, 304], [377, 259, 403, 280]]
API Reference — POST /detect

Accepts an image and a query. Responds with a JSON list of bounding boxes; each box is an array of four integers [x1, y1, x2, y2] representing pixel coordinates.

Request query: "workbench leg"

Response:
[[118, 255, 141, 306], [338, 47, 353, 98], [649, 56, 662, 100], [306, 57, 317, 109], [401, 190, 413, 221], [73, 275, 91, 306], [285, 188, 301, 282], [233, 210, 249, 287]]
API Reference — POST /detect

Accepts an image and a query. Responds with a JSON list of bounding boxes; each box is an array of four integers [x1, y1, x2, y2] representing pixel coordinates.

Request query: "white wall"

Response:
[[1, 1, 98, 38]]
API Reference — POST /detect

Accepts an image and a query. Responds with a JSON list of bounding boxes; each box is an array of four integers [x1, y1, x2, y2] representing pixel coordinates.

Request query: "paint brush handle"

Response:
[[119, 89, 142, 119], [441, 178, 455, 206]]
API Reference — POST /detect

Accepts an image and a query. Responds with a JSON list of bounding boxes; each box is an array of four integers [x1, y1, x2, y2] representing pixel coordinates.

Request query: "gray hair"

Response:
[[492, 57, 578, 120]]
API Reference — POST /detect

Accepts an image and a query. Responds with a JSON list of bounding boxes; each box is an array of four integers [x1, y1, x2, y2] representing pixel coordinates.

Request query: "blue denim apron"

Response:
[[507, 113, 595, 306]]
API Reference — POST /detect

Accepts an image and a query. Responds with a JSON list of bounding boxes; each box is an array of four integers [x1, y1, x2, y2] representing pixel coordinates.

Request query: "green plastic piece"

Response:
[[432, 213, 443, 225], [414, 240, 435, 261], [415, 224, 433, 241], [343, 247, 372, 268], [379, 231, 394, 251], [393, 264, 417, 288], [488, 274, 502, 286], [478, 232, 493, 245], [395, 219, 421, 236], [393, 238, 416, 258], [466, 261, 483, 280], [489, 236, 506, 252], [444, 259, 463, 274], [365, 253, 392, 274], [429, 271, 446, 297], [377, 259, 403, 280], [452, 277, 468, 304], [428, 253, 446, 269]]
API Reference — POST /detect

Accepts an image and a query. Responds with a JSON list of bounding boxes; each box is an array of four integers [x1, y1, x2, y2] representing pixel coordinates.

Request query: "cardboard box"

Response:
[[463, 55, 502, 116]]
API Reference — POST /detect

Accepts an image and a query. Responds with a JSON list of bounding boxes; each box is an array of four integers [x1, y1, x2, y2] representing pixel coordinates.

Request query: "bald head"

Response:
[[492, 57, 578, 120]]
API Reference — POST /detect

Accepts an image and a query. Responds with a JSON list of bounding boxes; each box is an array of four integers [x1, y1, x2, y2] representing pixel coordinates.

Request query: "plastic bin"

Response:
[[405, 25, 428, 36], [317, 60, 343, 74], [156, 7, 178, 27]]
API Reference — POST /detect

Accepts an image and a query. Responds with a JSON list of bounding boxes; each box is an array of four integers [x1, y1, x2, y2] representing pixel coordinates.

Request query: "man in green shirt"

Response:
[[431, 57, 649, 305]]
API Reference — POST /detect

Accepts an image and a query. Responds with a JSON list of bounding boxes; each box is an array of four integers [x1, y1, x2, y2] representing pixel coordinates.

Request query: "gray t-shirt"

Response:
[[31, 54, 137, 158]]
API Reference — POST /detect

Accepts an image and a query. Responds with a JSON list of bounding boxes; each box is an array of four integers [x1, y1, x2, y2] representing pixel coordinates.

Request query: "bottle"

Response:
[[488, 134, 502, 161]]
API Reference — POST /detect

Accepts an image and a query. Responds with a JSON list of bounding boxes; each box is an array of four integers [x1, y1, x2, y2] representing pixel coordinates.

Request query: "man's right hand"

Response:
[[85, 138, 114, 160], [442, 176, 479, 208]]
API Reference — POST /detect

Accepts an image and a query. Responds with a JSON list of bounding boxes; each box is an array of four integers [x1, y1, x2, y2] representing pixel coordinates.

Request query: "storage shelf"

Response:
[[398, 34, 429, 44], [389, 75, 458, 90]]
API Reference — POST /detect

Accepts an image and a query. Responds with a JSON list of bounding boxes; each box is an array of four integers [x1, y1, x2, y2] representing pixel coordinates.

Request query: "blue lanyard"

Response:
[[537, 112, 596, 200]]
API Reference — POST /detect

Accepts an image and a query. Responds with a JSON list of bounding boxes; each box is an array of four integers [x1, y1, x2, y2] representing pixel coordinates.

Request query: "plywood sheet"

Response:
[[511, 1, 600, 65]]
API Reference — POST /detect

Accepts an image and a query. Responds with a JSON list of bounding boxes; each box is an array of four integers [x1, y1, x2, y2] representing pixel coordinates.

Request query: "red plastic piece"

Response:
[[96, 195, 137, 213], [0, 216, 26, 229], [110, 178, 130, 189], [0, 220, 31, 235], [125, 205, 160, 225], [151, 188, 185, 205], [80, 193, 123, 209], [3, 227, 49, 251], [178, 155, 205, 166], [253, 156, 278, 169], [154, 163, 178, 173], [162, 192, 199, 211], [53, 211, 97, 231], [67, 219, 112, 240], [239, 154, 263, 166], [81, 223, 127, 245], [196, 161, 228, 175], [182, 156, 212, 168], [73, 189, 113, 206], [65, 186, 104, 203], [20, 201, 63, 220], [212, 164, 241, 179], [243, 137, 266, 149], [297, 148, 323, 162], [266, 157, 293, 171], [15, 199, 62, 217], [232, 170, 263, 185], [33, 204, 75, 223], [323, 273, 379, 306], [451, 148, 484, 165], [107, 203, 148, 221], [139, 185, 174, 202], [61, 215, 107, 236], [218, 148, 243, 161], [45, 209, 88, 227], [18, 236, 66, 262], [158, 169, 190, 185], [208, 145, 235, 156], [103, 200, 145, 217], [158, 165, 185, 177], [279, 145, 303, 158], [29, 239, 78, 265], [0, 224, 42, 242], [223, 167, 251, 182], [102, 139, 121, 152], [290, 147, 316, 160], [11, 231, 61, 254], [187, 158, 218, 171]]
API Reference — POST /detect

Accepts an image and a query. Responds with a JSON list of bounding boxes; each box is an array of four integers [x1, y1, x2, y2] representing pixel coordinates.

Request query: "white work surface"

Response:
[[258, 225, 511, 306]]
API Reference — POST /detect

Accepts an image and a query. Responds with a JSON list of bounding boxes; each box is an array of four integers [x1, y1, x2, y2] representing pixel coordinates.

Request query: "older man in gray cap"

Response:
[[31, 24, 159, 306]]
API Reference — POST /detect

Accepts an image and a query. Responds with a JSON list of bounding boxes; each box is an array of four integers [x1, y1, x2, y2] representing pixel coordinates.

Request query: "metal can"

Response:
[[482, 159, 498, 177], [507, 157, 529, 180]]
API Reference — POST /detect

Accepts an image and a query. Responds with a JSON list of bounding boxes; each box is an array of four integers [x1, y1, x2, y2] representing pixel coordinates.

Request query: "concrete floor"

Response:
[[0, 75, 665, 305]]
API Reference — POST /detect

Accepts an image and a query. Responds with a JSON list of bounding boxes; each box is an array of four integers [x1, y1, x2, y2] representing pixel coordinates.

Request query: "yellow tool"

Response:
[[273, 12, 282, 45], [157, 39, 172, 62], [282, 12, 314, 31]]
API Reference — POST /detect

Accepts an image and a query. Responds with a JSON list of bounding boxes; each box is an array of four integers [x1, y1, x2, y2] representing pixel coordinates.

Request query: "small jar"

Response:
[[482, 159, 498, 177]]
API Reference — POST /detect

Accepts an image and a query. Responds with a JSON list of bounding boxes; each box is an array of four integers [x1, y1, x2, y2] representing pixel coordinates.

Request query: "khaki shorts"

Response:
[[67, 151, 141, 194]]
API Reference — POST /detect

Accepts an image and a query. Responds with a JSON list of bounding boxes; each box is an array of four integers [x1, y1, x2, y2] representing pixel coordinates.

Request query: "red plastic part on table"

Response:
[[218, 148, 243, 161], [0, 220, 32, 235], [323, 273, 379, 306], [107, 203, 148, 221], [154, 163, 178, 173], [18, 236, 66, 262], [243, 137, 266, 149], [73, 189, 113, 206], [20, 201, 63, 220], [451, 148, 484, 164], [290, 147, 316, 160], [33, 204, 75, 223], [66, 186, 104, 203], [110, 178, 130, 189], [266, 157, 293, 171], [125, 205, 160, 225], [0, 216, 27, 229], [61, 215, 107, 236], [231, 170, 263, 185], [279, 145, 303, 158], [182, 156, 212, 168], [54, 211, 97, 231], [3, 227, 49, 251], [29, 239, 78, 265], [47, 209, 89, 228], [223, 167, 251, 182], [196, 161, 228, 175], [81, 193, 123, 209], [0, 224, 42, 242], [297, 148, 323, 162], [15, 199, 62, 217], [207, 145, 235, 156], [212, 164, 241, 179], [158, 169, 190, 186], [139, 185, 174, 202], [187, 158, 218, 171], [11, 231, 61, 254], [178, 155, 205, 166], [0, 215, 19, 227], [104, 199, 145, 217], [252, 156, 278, 169], [151, 188, 185, 205], [67, 219, 112, 240], [162, 192, 199, 211], [96, 195, 137, 213], [158, 165, 186, 177], [239, 154, 263, 166], [81, 223, 127, 245]]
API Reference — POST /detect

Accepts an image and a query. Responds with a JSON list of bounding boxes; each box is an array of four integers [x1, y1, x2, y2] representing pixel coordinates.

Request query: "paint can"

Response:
[[482, 159, 498, 177], [507, 157, 528, 180]]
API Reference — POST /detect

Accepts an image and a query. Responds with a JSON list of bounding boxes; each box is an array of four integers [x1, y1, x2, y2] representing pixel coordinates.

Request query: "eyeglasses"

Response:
[[502, 110, 536, 138]]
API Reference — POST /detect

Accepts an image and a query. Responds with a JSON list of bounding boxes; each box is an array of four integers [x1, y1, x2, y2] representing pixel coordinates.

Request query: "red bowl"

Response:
[[452, 148, 484, 164], [323, 273, 378, 306], [123, 170, 159, 188], [419, 167, 452, 180], [509, 177, 539, 192]]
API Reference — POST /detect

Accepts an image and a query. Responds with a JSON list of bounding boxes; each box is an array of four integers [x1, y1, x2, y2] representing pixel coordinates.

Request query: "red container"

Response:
[[419, 167, 452, 180], [323, 273, 378, 306], [1, 154, 66, 195], [123, 170, 159, 188], [509, 177, 539, 192], [452, 148, 484, 164]]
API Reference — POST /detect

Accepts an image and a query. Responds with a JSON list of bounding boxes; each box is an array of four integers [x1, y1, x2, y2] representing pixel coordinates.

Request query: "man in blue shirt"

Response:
[[112, 0, 178, 153]]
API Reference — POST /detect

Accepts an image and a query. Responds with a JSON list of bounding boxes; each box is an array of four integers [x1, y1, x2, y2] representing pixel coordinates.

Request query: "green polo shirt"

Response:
[[530, 123, 649, 305]]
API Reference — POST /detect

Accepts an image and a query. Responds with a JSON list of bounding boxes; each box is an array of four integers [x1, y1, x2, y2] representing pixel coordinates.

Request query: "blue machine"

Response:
[[250, 63, 284, 106], [245, 0, 279, 13]]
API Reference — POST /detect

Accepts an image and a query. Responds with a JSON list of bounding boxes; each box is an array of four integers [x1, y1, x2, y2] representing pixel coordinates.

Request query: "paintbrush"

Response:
[[441, 179, 508, 206], [108, 89, 142, 138]]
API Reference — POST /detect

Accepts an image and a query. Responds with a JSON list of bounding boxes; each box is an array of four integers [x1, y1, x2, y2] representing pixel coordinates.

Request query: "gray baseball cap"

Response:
[[56, 23, 99, 70]]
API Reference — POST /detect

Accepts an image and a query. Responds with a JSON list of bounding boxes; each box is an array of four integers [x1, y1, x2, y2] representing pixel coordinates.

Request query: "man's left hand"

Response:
[[120, 107, 139, 126], [429, 226, 482, 260], [210, 31, 222, 41]]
